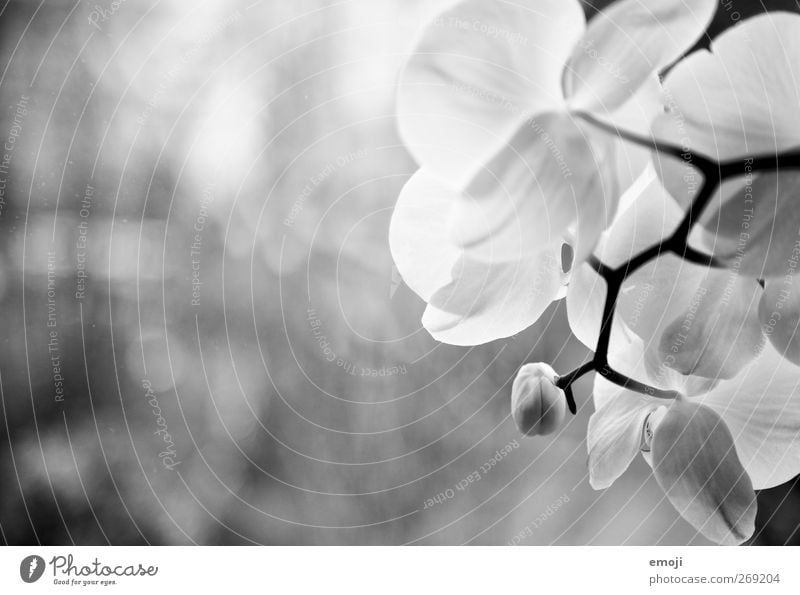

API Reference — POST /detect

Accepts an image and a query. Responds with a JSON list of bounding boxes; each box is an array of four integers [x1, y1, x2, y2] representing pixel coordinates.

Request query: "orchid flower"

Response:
[[391, 0, 800, 546], [390, 0, 716, 345], [652, 13, 800, 276], [567, 169, 766, 382], [651, 11, 800, 364], [587, 333, 800, 545], [563, 169, 800, 545]]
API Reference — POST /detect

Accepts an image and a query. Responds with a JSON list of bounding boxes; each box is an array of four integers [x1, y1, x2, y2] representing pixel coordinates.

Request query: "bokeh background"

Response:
[[0, 0, 797, 545]]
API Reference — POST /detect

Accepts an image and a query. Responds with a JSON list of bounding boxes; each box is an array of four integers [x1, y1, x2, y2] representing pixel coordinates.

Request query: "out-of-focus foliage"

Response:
[[0, 0, 796, 545]]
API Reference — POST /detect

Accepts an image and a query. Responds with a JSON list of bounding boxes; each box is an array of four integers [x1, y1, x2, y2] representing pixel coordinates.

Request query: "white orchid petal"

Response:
[[595, 162, 683, 268], [658, 12, 800, 162], [566, 263, 609, 351], [564, 0, 716, 113], [694, 171, 800, 278], [586, 334, 669, 490], [657, 270, 764, 380], [566, 175, 696, 350], [570, 170, 765, 380], [588, 330, 800, 520], [649, 116, 706, 210], [390, 170, 566, 346], [606, 77, 665, 194], [759, 275, 800, 366], [397, 0, 585, 188], [422, 244, 565, 346], [594, 334, 800, 493], [588, 380, 656, 490], [450, 112, 615, 263], [699, 340, 800, 489], [652, 400, 757, 546], [654, 13, 800, 277], [388, 170, 462, 302], [573, 136, 621, 263]]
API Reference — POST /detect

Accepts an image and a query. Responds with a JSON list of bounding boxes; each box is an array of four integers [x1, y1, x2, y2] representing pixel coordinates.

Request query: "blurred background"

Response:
[[0, 0, 797, 545]]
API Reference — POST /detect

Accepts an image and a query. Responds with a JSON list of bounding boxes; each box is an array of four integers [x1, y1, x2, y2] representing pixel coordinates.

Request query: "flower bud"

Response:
[[511, 363, 566, 437]]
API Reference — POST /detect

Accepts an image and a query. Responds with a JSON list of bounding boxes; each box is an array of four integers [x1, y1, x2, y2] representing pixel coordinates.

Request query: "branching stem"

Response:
[[556, 116, 800, 413]]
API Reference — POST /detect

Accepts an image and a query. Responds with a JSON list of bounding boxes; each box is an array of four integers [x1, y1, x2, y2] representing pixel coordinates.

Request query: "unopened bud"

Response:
[[511, 363, 566, 437]]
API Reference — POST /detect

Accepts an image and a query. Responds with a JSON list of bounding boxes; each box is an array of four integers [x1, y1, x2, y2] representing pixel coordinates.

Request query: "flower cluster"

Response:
[[391, 0, 800, 545]]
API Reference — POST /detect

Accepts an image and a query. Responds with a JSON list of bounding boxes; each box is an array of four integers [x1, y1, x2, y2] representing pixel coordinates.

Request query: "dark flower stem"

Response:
[[554, 113, 800, 413]]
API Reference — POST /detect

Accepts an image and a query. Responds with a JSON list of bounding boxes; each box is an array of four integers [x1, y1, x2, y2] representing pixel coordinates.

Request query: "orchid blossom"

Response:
[[529, 164, 800, 544], [567, 170, 765, 383], [390, 0, 716, 345], [567, 170, 800, 545], [391, 0, 800, 546], [588, 334, 800, 545], [652, 11, 800, 365]]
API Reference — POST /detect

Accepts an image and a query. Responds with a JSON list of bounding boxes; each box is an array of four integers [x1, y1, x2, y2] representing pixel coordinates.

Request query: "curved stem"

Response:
[[586, 254, 611, 280], [555, 361, 595, 391], [573, 111, 715, 170], [550, 129, 800, 413], [671, 244, 724, 268], [594, 364, 681, 400]]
